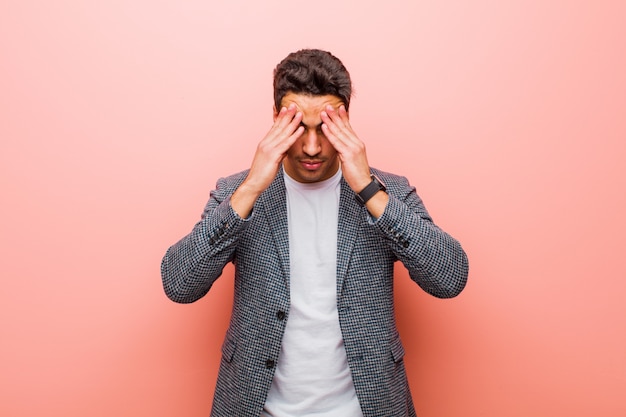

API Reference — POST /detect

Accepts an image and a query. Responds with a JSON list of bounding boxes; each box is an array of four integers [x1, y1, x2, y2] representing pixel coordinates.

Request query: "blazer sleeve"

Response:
[[372, 170, 469, 298], [160, 173, 249, 303]]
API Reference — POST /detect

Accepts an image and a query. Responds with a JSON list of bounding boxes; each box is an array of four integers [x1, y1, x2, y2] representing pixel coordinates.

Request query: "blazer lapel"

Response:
[[259, 171, 291, 288], [336, 178, 362, 298], [259, 172, 362, 296]]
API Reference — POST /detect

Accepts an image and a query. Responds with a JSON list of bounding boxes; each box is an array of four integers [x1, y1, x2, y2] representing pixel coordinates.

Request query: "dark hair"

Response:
[[273, 49, 352, 111]]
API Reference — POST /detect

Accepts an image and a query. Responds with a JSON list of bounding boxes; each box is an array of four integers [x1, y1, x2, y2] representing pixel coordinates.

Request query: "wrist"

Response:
[[238, 175, 270, 199], [231, 181, 263, 219]]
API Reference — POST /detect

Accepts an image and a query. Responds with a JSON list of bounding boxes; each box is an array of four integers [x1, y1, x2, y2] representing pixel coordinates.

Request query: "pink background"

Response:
[[1, 1, 625, 416]]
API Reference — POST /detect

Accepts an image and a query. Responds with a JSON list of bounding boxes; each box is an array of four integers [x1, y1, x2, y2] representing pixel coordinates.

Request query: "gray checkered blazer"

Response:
[[161, 167, 468, 417]]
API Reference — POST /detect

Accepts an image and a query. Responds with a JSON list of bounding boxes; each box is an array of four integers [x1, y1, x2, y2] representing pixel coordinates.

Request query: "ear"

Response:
[[273, 105, 278, 122]]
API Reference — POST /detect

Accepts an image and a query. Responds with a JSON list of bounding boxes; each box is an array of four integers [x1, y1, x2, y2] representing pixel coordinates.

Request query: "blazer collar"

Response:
[[259, 170, 290, 288], [336, 177, 362, 297]]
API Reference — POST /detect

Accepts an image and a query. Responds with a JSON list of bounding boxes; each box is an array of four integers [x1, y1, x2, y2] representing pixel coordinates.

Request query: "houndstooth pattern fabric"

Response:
[[161, 167, 469, 417]]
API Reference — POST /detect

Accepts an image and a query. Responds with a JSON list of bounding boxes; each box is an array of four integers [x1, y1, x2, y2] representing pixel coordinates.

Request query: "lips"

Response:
[[300, 160, 323, 170]]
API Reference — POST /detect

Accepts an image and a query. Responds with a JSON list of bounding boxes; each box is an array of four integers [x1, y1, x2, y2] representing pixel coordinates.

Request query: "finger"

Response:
[[287, 110, 303, 132], [275, 116, 304, 154], [269, 104, 295, 132], [279, 103, 298, 122], [320, 106, 342, 130], [269, 108, 302, 144], [320, 122, 340, 147], [277, 111, 303, 146], [324, 104, 350, 128], [321, 110, 355, 147], [321, 127, 354, 155], [325, 105, 356, 134], [320, 109, 340, 135], [286, 125, 305, 147], [338, 104, 350, 124]]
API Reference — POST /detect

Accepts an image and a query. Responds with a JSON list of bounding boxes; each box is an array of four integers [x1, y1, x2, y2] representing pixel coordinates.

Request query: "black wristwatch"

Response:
[[355, 174, 386, 206]]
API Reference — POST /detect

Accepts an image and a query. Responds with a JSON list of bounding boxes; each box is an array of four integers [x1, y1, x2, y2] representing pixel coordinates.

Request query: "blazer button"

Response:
[[276, 311, 286, 320], [265, 359, 275, 369]]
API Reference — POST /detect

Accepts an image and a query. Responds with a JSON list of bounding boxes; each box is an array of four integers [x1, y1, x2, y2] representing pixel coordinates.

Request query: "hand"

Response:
[[231, 104, 303, 218], [321, 104, 389, 217], [320, 105, 372, 192]]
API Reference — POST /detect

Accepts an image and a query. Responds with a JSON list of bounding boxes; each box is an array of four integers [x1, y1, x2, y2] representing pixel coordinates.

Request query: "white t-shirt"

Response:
[[262, 168, 363, 417]]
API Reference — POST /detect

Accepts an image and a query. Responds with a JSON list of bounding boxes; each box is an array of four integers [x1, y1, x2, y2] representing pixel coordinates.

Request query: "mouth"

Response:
[[300, 160, 324, 170]]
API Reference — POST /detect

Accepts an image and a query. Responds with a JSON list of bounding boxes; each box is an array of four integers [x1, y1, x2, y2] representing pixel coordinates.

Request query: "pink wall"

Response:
[[1, 1, 625, 416]]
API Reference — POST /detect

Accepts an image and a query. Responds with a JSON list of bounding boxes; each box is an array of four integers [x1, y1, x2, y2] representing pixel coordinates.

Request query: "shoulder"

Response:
[[211, 169, 285, 200], [369, 167, 413, 192], [214, 169, 250, 194], [221, 169, 250, 184]]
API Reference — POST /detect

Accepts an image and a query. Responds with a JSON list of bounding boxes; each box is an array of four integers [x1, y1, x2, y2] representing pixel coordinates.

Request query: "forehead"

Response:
[[279, 92, 344, 115]]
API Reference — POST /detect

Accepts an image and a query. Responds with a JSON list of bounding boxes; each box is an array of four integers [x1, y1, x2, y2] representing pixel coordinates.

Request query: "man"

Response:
[[161, 49, 468, 417]]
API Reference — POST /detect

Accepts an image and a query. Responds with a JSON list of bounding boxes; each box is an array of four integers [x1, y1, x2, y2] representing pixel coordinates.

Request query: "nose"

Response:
[[302, 128, 322, 157]]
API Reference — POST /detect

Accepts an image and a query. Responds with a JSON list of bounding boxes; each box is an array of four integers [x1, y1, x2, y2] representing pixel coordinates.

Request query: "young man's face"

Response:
[[277, 92, 343, 183]]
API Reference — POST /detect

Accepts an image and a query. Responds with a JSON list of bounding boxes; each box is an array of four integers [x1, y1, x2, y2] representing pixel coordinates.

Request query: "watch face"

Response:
[[372, 175, 386, 190]]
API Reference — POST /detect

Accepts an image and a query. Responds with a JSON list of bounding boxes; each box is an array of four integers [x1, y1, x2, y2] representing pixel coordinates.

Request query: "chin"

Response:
[[298, 171, 324, 183]]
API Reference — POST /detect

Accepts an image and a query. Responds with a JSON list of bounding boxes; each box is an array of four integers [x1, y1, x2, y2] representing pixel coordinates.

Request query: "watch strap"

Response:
[[355, 175, 386, 206]]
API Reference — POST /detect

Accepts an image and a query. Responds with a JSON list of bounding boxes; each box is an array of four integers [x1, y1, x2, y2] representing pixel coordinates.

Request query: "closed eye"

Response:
[[300, 122, 324, 134]]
